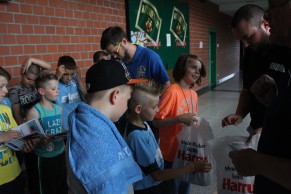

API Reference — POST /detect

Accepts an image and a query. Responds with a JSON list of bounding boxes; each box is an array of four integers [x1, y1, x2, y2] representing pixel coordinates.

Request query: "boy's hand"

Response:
[[74, 67, 87, 96], [22, 139, 36, 153], [0, 130, 22, 143], [189, 160, 212, 173], [177, 113, 197, 126], [21, 58, 32, 74], [56, 65, 66, 80], [194, 160, 212, 172], [75, 67, 82, 81]]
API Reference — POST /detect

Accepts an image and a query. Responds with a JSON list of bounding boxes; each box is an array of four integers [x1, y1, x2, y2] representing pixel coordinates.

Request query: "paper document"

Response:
[[5, 118, 47, 151]]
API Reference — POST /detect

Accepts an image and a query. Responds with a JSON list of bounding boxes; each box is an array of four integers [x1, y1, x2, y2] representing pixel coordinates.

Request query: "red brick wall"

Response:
[[188, 0, 240, 90], [0, 0, 126, 86], [0, 0, 239, 89]]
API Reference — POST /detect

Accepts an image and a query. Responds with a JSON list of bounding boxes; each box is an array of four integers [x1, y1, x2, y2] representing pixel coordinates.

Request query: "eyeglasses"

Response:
[[109, 42, 122, 59], [116, 42, 121, 53]]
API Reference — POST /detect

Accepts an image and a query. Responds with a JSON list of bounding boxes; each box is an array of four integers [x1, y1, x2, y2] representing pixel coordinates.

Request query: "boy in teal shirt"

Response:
[[26, 72, 67, 194]]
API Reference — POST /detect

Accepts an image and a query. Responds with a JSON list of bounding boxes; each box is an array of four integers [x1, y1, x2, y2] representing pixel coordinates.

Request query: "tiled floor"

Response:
[[129, 74, 251, 194], [199, 74, 250, 138]]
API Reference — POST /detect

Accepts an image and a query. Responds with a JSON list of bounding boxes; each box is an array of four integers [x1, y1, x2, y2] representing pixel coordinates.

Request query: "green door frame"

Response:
[[209, 28, 217, 90]]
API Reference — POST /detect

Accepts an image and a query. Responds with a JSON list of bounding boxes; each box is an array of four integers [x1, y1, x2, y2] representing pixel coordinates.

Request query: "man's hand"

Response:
[[221, 114, 243, 127], [250, 74, 277, 107]]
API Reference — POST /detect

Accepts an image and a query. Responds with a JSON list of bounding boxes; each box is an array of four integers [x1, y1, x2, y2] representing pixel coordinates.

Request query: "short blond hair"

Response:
[[129, 80, 162, 108]]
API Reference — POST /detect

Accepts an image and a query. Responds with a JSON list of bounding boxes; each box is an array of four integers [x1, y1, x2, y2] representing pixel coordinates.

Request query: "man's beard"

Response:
[[250, 38, 270, 52]]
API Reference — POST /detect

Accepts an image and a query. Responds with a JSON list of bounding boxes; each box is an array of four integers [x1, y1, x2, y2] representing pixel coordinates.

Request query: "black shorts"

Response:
[[0, 174, 25, 194]]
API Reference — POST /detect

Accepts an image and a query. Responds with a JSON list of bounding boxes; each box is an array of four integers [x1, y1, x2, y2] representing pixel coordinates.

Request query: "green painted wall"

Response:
[[127, 0, 190, 70]]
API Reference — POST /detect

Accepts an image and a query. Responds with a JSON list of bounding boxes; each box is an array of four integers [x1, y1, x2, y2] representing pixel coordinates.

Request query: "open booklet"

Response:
[[50, 131, 68, 141], [5, 118, 47, 151], [5, 118, 68, 151]]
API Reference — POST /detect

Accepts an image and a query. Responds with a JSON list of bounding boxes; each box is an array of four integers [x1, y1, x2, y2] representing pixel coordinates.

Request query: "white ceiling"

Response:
[[208, 0, 268, 16]]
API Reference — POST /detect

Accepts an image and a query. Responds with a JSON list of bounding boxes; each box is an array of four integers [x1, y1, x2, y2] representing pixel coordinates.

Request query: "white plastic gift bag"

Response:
[[172, 117, 215, 186], [207, 134, 260, 194]]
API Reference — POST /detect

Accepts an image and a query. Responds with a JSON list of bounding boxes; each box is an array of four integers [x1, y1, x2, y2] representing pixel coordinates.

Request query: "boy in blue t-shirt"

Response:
[[125, 80, 212, 194], [26, 72, 68, 194], [55, 56, 86, 131]]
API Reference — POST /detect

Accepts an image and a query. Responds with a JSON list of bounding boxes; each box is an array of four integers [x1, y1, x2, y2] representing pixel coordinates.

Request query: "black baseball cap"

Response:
[[86, 60, 148, 93]]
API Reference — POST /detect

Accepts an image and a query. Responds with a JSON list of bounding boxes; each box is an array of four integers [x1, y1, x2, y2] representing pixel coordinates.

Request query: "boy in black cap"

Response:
[[66, 60, 146, 194]]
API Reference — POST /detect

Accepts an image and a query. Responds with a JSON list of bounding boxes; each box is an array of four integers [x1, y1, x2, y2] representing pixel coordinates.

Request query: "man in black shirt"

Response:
[[222, 4, 271, 135], [230, 1, 291, 193]]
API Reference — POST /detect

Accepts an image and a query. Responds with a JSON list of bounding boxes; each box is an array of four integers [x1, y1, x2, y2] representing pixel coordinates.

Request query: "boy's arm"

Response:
[[19, 108, 38, 152], [150, 160, 212, 181], [0, 130, 22, 143], [75, 68, 87, 96], [26, 107, 51, 144], [12, 103, 23, 125], [9, 87, 22, 125], [152, 113, 197, 128], [21, 57, 51, 74], [26, 107, 39, 122]]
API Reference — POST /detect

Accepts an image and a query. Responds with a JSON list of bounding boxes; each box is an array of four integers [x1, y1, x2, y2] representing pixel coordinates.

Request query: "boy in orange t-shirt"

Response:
[[153, 54, 206, 194]]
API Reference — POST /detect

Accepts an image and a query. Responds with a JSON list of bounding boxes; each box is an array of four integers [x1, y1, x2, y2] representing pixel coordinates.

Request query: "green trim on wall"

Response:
[[209, 28, 217, 90]]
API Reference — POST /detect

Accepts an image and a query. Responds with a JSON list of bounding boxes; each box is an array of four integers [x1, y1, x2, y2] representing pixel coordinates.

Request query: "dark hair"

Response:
[[26, 63, 41, 76], [57, 55, 77, 70], [231, 4, 265, 29], [0, 66, 11, 80], [93, 50, 110, 63], [173, 54, 206, 86], [100, 26, 127, 50], [35, 71, 58, 89]]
